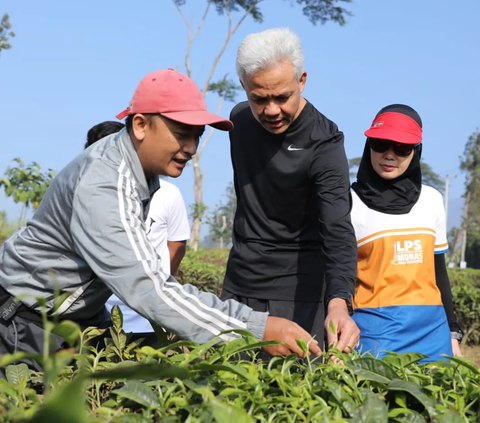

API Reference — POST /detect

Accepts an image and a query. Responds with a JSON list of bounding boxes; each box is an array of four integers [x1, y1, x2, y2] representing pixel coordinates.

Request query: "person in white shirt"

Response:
[[86, 121, 191, 343]]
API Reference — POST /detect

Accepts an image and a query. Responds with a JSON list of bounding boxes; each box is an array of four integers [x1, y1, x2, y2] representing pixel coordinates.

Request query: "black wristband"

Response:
[[326, 295, 353, 316]]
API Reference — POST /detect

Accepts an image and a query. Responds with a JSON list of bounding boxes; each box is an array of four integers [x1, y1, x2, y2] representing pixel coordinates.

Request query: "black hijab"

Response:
[[352, 104, 423, 215]]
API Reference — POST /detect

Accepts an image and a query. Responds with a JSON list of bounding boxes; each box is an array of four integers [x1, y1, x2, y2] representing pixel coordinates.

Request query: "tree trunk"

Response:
[[220, 215, 227, 249], [189, 155, 203, 251], [449, 229, 462, 263]]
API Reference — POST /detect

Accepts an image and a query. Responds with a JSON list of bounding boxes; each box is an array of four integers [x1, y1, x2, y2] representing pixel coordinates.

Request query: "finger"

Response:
[[331, 355, 344, 365], [286, 339, 307, 357], [263, 345, 291, 357], [289, 324, 320, 356], [308, 339, 322, 356], [336, 326, 355, 352], [327, 353, 342, 365], [339, 330, 360, 353]]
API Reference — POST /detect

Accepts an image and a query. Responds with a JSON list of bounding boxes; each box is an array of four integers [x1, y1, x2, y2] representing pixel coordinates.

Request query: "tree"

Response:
[[0, 13, 15, 53], [421, 161, 444, 193], [0, 158, 56, 223], [173, 0, 353, 250], [447, 226, 462, 264], [207, 182, 236, 248], [459, 130, 480, 268], [348, 157, 361, 178]]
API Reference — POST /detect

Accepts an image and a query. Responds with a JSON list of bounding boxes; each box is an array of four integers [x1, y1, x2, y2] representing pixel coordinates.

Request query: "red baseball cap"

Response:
[[116, 69, 233, 131], [364, 112, 422, 144]]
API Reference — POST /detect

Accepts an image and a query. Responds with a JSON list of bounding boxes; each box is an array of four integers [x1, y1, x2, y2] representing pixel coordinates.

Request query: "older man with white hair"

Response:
[[222, 27, 360, 354]]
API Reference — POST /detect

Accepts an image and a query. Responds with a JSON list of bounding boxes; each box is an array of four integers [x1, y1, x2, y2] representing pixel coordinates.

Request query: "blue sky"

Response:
[[1, 0, 479, 232]]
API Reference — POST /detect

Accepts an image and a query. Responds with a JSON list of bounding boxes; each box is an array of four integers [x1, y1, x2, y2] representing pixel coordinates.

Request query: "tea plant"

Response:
[[0, 307, 479, 423]]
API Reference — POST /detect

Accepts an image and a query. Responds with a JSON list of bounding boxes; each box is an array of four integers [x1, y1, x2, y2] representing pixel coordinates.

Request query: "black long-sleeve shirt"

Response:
[[223, 100, 357, 303]]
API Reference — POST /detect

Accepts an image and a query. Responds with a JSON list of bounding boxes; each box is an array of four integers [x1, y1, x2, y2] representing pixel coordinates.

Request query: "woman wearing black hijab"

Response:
[[350, 104, 462, 362]]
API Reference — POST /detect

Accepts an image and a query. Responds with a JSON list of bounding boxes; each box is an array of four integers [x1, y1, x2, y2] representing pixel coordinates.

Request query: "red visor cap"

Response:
[[364, 112, 422, 144], [116, 69, 233, 131]]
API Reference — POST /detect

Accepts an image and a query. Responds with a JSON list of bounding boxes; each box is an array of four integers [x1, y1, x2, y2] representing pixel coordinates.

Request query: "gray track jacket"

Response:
[[0, 129, 268, 343]]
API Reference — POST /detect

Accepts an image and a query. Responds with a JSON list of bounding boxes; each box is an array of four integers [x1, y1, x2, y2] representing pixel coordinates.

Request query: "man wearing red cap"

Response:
[[0, 69, 320, 377]]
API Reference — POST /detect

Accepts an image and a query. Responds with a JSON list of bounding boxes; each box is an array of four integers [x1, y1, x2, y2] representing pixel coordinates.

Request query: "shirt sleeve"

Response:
[[164, 184, 191, 242], [70, 163, 268, 343], [434, 190, 449, 254], [308, 130, 357, 304], [434, 253, 460, 332]]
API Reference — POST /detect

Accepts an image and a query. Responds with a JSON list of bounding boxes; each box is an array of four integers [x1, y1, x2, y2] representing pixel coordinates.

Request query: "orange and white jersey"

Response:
[[351, 185, 448, 310], [351, 185, 452, 362]]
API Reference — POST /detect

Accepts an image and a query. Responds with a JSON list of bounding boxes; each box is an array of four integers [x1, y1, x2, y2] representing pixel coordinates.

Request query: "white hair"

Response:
[[236, 27, 305, 82]]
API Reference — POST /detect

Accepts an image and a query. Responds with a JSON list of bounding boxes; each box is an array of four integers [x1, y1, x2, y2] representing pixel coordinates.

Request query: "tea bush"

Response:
[[1, 250, 480, 421], [0, 307, 479, 423], [449, 268, 480, 345], [449, 268, 480, 288]]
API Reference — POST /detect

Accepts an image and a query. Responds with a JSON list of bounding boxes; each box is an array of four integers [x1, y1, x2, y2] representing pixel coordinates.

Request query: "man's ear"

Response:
[[299, 71, 307, 93], [131, 114, 148, 142]]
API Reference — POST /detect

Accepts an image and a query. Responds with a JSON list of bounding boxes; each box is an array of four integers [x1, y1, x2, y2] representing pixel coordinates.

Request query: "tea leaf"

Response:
[[387, 379, 436, 418], [112, 381, 160, 408], [52, 320, 81, 347], [394, 391, 408, 408], [209, 398, 254, 423], [6, 363, 30, 385], [347, 358, 398, 383], [446, 356, 480, 374], [436, 410, 465, 423], [296, 339, 309, 356], [0, 378, 18, 398], [81, 326, 107, 345], [329, 319, 337, 336], [349, 396, 388, 422], [111, 305, 123, 334], [381, 352, 428, 368], [26, 374, 88, 423], [387, 408, 426, 423]]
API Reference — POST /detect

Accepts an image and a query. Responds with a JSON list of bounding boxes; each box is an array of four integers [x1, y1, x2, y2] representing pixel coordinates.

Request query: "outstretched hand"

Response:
[[262, 316, 321, 357], [325, 298, 360, 353]]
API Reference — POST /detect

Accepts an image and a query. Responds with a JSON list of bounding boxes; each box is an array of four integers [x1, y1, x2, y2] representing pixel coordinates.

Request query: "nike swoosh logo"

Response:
[[287, 145, 304, 151]]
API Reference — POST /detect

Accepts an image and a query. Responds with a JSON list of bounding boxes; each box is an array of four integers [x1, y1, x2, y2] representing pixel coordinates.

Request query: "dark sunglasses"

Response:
[[368, 138, 417, 157]]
